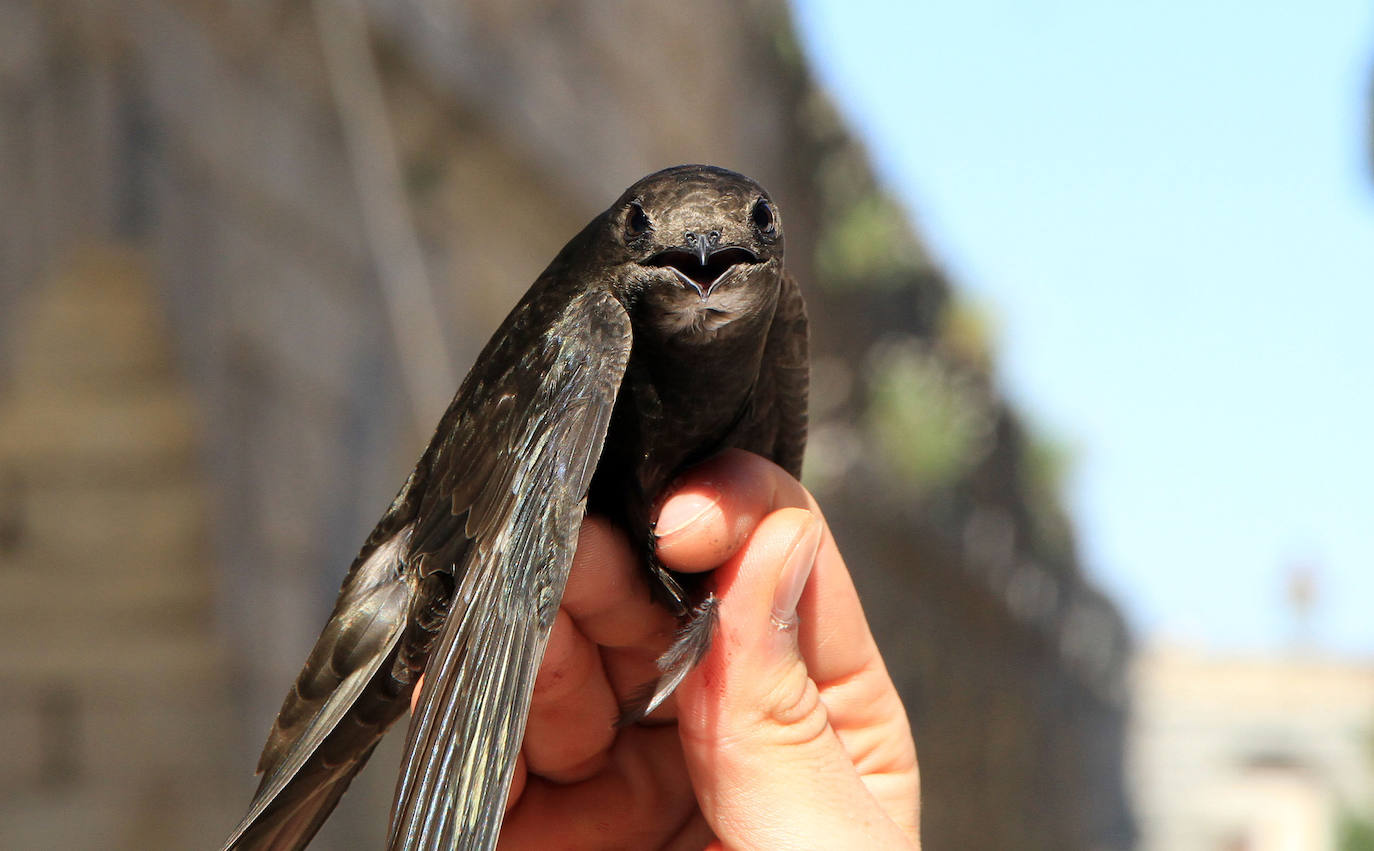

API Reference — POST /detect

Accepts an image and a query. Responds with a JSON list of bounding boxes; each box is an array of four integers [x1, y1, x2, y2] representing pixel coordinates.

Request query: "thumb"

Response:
[[675, 508, 909, 849]]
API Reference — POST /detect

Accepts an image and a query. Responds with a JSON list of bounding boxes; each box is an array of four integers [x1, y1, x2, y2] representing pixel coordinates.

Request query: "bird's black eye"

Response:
[[751, 198, 776, 236], [626, 201, 652, 238]]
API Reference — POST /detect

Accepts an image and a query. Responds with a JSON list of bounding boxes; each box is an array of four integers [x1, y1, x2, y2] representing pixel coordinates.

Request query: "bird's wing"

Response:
[[386, 285, 633, 851], [222, 277, 631, 851], [222, 524, 419, 851], [754, 268, 810, 477]]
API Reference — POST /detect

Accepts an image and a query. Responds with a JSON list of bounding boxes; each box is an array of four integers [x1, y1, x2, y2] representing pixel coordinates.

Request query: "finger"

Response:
[[676, 507, 918, 848], [522, 610, 618, 782], [497, 725, 696, 850], [507, 755, 526, 812], [563, 516, 678, 650], [657, 450, 912, 778], [563, 515, 682, 719], [661, 811, 715, 851], [800, 544, 920, 839], [656, 450, 881, 687], [654, 449, 812, 574]]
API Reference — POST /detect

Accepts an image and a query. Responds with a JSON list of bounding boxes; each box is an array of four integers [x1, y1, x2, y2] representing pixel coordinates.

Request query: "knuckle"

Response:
[[756, 659, 830, 747]]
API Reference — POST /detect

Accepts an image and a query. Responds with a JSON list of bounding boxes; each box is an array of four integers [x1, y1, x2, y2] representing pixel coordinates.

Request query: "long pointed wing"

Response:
[[735, 268, 808, 477], [222, 529, 417, 850], [763, 269, 809, 478], [387, 286, 633, 850]]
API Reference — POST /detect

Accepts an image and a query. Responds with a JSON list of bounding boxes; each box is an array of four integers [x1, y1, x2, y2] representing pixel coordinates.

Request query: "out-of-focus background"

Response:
[[0, 1, 1367, 849]]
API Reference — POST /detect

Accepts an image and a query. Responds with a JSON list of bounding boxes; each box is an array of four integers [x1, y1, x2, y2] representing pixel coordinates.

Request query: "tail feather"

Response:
[[618, 594, 719, 726]]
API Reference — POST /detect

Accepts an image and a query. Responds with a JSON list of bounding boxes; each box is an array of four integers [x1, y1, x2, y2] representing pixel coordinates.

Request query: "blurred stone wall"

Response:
[[0, 0, 1133, 848], [0, 245, 235, 846]]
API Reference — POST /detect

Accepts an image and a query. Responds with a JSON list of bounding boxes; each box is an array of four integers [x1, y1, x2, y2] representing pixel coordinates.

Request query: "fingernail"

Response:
[[655, 485, 721, 539], [770, 515, 822, 630]]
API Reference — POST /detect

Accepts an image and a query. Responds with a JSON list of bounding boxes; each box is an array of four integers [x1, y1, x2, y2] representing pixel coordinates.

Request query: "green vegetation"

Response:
[[934, 296, 997, 375], [815, 192, 926, 289], [1341, 812, 1374, 851], [1339, 723, 1374, 851], [865, 338, 994, 494]]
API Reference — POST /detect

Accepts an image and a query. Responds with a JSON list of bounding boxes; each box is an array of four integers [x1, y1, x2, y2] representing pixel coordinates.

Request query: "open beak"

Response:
[[646, 245, 759, 297]]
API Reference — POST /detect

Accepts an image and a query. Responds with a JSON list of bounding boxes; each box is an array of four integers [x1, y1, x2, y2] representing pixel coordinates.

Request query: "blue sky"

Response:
[[792, 0, 1374, 654]]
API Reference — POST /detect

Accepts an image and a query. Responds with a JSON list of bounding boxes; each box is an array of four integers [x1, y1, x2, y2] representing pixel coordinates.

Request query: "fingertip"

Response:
[[654, 450, 805, 574], [653, 482, 740, 573], [768, 510, 823, 631], [653, 483, 722, 541]]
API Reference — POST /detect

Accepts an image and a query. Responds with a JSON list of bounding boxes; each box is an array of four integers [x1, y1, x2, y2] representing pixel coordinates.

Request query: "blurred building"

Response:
[[0, 1, 1132, 848], [1132, 643, 1374, 851]]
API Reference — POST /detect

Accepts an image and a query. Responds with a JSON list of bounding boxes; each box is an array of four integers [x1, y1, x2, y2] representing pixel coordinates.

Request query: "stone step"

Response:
[[0, 677, 238, 781], [2, 476, 209, 564], [0, 628, 226, 688], [0, 383, 199, 468], [2, 777, 241, 851], [5, 246, 176, 390], [0, 562, 210, 628]]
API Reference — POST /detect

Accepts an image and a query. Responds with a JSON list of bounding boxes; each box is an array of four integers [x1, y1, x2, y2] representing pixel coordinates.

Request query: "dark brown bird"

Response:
[[221, 165, 809, 850]]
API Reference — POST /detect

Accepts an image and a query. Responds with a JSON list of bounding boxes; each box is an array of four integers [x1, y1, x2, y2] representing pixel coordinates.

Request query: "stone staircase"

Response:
[[0, 245, 239, 849]]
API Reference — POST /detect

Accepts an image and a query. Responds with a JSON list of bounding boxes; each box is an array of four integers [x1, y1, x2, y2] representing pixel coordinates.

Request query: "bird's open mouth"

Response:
[[647, 247, 758, 293]]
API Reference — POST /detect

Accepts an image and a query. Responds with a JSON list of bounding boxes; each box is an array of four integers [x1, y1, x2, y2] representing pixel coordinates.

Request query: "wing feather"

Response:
[[387, 287, 632, 851], [752, 269, 809, 477], [222, 531, 415, 850], [224, 264, 630, 851]]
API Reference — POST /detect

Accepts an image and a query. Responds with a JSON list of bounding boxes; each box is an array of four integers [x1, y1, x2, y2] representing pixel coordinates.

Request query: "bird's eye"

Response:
[[751, 199, 776, 236], [626, 201, 652, 238]]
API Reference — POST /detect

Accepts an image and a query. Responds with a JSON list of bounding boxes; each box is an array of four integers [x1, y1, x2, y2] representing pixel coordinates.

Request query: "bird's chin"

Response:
[[652, 287, 764, 342], [637, 262, 774, 340], [647, 300, 739, 341]]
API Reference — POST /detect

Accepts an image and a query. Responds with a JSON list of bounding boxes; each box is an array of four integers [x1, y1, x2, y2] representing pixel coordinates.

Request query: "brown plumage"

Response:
[[222, 165, 809, 851]]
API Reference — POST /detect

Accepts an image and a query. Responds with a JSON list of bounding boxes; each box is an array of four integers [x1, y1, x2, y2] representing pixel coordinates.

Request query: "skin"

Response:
[[414, 450, 921, 849]]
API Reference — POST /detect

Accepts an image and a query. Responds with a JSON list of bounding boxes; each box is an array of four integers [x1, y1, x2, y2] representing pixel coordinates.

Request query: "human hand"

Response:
[[420, 449, 920, 849]]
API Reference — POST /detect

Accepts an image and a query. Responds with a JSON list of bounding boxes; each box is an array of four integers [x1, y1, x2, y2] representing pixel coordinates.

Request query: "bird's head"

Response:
[[598, 165, 785, 340]]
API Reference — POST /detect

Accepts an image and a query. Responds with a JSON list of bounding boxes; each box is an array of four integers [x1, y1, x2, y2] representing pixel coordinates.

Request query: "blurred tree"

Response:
[[865, 337, 995, 495], [935, 295, 998, 375], [1340, 815, 1374, 851], [816, 190, 928, 289], [1339, 722, 1374, 851]]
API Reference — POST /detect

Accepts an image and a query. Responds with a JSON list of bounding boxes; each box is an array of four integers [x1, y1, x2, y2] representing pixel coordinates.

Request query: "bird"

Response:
[[221, 164, 809, 850]]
